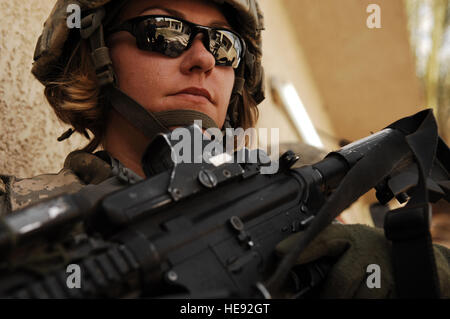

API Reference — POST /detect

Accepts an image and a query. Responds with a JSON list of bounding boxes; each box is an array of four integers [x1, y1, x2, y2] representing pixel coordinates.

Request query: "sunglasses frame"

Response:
[[107, 15, 246, 69]]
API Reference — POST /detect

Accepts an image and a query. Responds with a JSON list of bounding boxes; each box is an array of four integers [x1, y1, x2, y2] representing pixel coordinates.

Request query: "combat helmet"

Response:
[[31, 0, 265, 145]]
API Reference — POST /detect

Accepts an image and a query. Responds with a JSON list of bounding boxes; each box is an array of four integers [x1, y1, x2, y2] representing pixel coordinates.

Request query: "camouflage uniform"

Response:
[[0, 150, 136, 216]]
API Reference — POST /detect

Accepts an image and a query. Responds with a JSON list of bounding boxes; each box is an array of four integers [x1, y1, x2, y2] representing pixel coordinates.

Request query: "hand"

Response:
[[275, 223, 450, 298]]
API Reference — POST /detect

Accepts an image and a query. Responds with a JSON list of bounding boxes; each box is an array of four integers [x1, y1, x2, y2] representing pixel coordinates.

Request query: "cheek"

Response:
[[109, 42, 173, 109], [217, 69, 235, 118]]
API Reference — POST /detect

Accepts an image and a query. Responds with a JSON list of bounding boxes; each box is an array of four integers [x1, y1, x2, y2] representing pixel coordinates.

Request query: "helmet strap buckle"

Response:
[[80, 8, 106, 40], [81, 7, 116, 87]]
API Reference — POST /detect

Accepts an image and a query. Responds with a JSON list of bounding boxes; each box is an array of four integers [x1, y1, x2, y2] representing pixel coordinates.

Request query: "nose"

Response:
[[179, 33, 216, 75]]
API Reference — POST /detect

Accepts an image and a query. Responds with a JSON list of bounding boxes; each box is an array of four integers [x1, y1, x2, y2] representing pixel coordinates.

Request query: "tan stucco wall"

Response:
[[282, 0, 425, 142], [257, 0, 337, 150], [0, 0, 84, 178]]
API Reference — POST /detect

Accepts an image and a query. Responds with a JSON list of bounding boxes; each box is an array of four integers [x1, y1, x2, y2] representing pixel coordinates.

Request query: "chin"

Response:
[[164, 101, 220, 124]]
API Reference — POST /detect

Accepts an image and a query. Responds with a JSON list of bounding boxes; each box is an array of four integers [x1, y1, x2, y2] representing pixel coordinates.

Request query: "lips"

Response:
[[174, 87, 213, 104]]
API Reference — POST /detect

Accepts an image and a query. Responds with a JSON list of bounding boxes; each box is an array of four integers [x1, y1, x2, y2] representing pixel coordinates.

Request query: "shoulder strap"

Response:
[[64, 150, 113, 185]]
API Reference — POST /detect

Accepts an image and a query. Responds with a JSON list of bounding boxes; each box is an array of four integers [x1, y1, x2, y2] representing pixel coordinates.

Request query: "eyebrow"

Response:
[[139, 6, 231, 29]]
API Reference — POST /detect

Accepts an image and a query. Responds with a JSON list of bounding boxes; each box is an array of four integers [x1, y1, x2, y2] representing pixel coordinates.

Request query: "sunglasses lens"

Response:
[[209, 30, 243, 68], [137, 17, 191, 57], [133, 16, 243, 68]]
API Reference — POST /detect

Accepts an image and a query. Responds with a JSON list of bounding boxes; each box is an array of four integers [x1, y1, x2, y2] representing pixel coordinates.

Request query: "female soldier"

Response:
[[1, 0, 449, 298], [1, 0, 264, 212]]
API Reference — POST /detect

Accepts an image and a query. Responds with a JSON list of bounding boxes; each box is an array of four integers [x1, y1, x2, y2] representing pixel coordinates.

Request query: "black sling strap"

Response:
[[383, 110, 441, 298]]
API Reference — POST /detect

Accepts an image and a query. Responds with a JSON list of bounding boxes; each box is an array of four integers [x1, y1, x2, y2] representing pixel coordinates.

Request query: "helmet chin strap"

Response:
[[226, 64, 246, 129], [106, 85, 220, 141]]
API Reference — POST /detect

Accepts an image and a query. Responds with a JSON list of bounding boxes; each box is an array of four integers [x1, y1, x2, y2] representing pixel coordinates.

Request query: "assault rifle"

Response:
[[0, 109, 448, 298]]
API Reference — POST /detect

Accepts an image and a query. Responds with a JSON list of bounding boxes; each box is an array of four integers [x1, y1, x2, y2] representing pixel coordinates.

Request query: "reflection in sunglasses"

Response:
[[113, 15, 244, 68]]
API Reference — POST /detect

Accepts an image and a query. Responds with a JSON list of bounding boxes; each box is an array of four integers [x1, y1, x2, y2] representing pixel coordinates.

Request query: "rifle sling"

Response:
[[384, 109, 441, 298], [266, 109, 441, 299]]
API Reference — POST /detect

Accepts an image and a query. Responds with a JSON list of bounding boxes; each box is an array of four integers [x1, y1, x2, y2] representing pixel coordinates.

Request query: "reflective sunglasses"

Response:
[[107, 15, 245, 69]]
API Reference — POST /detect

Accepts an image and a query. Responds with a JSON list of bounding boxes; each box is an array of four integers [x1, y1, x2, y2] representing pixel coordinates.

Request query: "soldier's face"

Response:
[[108, 0, 235, 129]]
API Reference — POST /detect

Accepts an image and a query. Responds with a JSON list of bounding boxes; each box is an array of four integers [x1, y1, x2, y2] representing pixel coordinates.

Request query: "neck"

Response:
[[103, 110, 150, 178]]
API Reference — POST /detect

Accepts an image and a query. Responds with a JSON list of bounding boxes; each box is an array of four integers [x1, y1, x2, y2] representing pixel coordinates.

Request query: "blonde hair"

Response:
[[44, 40, 259, 152]]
